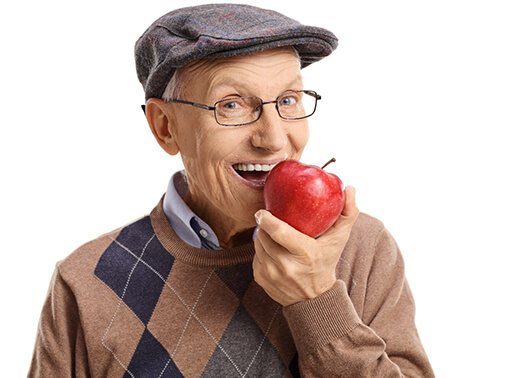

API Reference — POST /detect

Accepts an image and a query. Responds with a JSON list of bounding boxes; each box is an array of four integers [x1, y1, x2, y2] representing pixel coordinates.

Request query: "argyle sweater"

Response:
[[29, 198, 434, 377]]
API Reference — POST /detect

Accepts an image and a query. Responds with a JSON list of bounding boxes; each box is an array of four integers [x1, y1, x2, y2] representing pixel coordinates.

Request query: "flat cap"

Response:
[[135, 3, 338, 100]]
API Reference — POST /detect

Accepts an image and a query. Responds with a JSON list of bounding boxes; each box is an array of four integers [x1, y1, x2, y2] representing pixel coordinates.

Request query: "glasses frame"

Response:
[[163, 90, 321, 127]]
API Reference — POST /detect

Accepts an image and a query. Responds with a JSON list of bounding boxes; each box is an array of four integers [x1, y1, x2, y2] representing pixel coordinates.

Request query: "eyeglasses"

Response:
[[164, 90, 321, 127]]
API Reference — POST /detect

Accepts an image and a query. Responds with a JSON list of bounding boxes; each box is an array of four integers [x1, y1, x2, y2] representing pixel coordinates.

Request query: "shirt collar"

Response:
[[162, 171, 222, 250]]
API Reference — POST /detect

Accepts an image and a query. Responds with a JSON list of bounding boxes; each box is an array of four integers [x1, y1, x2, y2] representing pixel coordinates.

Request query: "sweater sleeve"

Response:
[[28, 265, 90, 378], [282, 227, 434, 377]]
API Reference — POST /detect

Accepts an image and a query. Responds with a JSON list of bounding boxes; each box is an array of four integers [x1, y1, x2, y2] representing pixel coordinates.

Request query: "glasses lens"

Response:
[[214, 97, 262, 126], [277, 90, 318, 120]]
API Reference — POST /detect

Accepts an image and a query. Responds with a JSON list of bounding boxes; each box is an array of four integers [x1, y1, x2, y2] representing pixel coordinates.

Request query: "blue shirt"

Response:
[[162, 171, 222, 250]]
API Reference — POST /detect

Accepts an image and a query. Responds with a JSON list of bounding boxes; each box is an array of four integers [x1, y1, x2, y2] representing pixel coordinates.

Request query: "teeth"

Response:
[[233, 163, 276, 172]]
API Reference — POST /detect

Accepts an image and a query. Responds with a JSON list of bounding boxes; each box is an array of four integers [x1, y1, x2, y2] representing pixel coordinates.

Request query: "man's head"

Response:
[[135, 3, 337, 100], [135, 4, 337, 246]]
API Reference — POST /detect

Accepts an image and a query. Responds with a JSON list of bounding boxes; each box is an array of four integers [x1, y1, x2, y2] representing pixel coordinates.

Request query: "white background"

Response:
[[1, 0, 522, 376]]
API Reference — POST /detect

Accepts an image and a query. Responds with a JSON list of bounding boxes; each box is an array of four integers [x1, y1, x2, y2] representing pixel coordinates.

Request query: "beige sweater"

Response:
[[29, 198, 434, 377]]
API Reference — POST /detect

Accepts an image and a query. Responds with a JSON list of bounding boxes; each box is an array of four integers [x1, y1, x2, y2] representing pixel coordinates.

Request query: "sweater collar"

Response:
[[151, 196, 255, 267]]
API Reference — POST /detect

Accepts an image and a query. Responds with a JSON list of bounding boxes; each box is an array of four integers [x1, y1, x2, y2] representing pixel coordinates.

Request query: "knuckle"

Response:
[[265, 264, 280, 282], [271, 225, 289, 241]]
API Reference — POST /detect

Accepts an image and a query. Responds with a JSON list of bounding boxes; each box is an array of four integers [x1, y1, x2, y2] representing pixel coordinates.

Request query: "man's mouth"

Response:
[[232, 162, 278, 190]]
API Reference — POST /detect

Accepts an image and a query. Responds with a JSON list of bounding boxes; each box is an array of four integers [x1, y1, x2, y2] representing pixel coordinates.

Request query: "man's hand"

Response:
[[253, 186, 360, 307]]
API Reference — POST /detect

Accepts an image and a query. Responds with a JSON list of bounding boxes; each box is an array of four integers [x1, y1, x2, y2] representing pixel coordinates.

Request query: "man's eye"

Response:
[[279, 96, 298, 107], [223, 100, 240, 110]]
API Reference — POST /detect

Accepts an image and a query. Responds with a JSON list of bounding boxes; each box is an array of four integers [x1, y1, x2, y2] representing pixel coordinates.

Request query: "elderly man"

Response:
[[29, 4, 434, 377]]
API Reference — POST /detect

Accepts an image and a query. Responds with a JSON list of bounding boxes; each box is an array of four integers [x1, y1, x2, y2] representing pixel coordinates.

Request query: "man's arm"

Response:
[[283, 228, 433, 377], [253, 187, 434, 376], [28, 266, 89, 377]]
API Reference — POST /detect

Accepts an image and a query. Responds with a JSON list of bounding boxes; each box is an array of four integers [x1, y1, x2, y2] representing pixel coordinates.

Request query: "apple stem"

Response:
[[321, 158, 336, 170]]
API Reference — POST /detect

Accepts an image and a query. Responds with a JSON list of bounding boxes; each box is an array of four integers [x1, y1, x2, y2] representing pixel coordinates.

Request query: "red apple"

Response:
[[263, 158, 345, 238]]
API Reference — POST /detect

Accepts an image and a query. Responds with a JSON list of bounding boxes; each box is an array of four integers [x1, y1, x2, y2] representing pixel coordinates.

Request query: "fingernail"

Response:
[[254, 210, 263, 225]]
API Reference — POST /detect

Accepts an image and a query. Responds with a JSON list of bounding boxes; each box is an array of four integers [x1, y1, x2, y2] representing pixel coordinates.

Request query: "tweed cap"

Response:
[[135, 3, 338, 100]]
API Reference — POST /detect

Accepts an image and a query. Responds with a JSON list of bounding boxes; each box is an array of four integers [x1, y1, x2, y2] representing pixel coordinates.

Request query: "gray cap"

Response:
[[135, 3, 338, 100]]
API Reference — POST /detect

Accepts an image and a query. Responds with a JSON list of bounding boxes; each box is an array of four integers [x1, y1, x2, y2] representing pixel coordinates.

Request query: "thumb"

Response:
[[255, 209, 302, 239], [254, 209, 313, 254]]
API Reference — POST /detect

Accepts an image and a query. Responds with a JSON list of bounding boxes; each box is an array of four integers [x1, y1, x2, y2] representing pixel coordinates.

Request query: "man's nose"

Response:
[[250, 105, 287, 152]]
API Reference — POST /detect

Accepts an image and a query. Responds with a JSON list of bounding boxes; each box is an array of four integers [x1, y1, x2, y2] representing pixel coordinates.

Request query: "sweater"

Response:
[[28, 197, 434, 377]]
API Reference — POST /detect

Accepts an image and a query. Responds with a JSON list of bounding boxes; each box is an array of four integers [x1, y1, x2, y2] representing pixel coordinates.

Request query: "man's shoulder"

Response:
[[345, 212, 405, 269], [56, 215, 152, 283], [350, 212, 386, 243]]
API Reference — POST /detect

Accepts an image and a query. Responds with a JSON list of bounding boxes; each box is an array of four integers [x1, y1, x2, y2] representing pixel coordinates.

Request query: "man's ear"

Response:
[[145, 98, 180, 155]]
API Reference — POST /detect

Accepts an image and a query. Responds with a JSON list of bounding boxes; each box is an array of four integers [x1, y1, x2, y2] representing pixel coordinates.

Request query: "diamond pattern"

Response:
[[213, 263, 254, 299], [94, 216, 299, 377], [201, 303, 286, 377], [124, 329, 183, 378]]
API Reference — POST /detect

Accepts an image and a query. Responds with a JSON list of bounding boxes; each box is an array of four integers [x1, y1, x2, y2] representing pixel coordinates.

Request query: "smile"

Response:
[[232, 162, 279, 190], [232, 163, 277, 172]]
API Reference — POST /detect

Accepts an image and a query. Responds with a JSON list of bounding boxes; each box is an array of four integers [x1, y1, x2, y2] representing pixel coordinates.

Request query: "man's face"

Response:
[[165, 47, 309, 243]]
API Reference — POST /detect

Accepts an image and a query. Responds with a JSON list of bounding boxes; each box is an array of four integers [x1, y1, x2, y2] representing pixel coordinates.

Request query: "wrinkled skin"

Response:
[[146, 47, 359, 306]]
